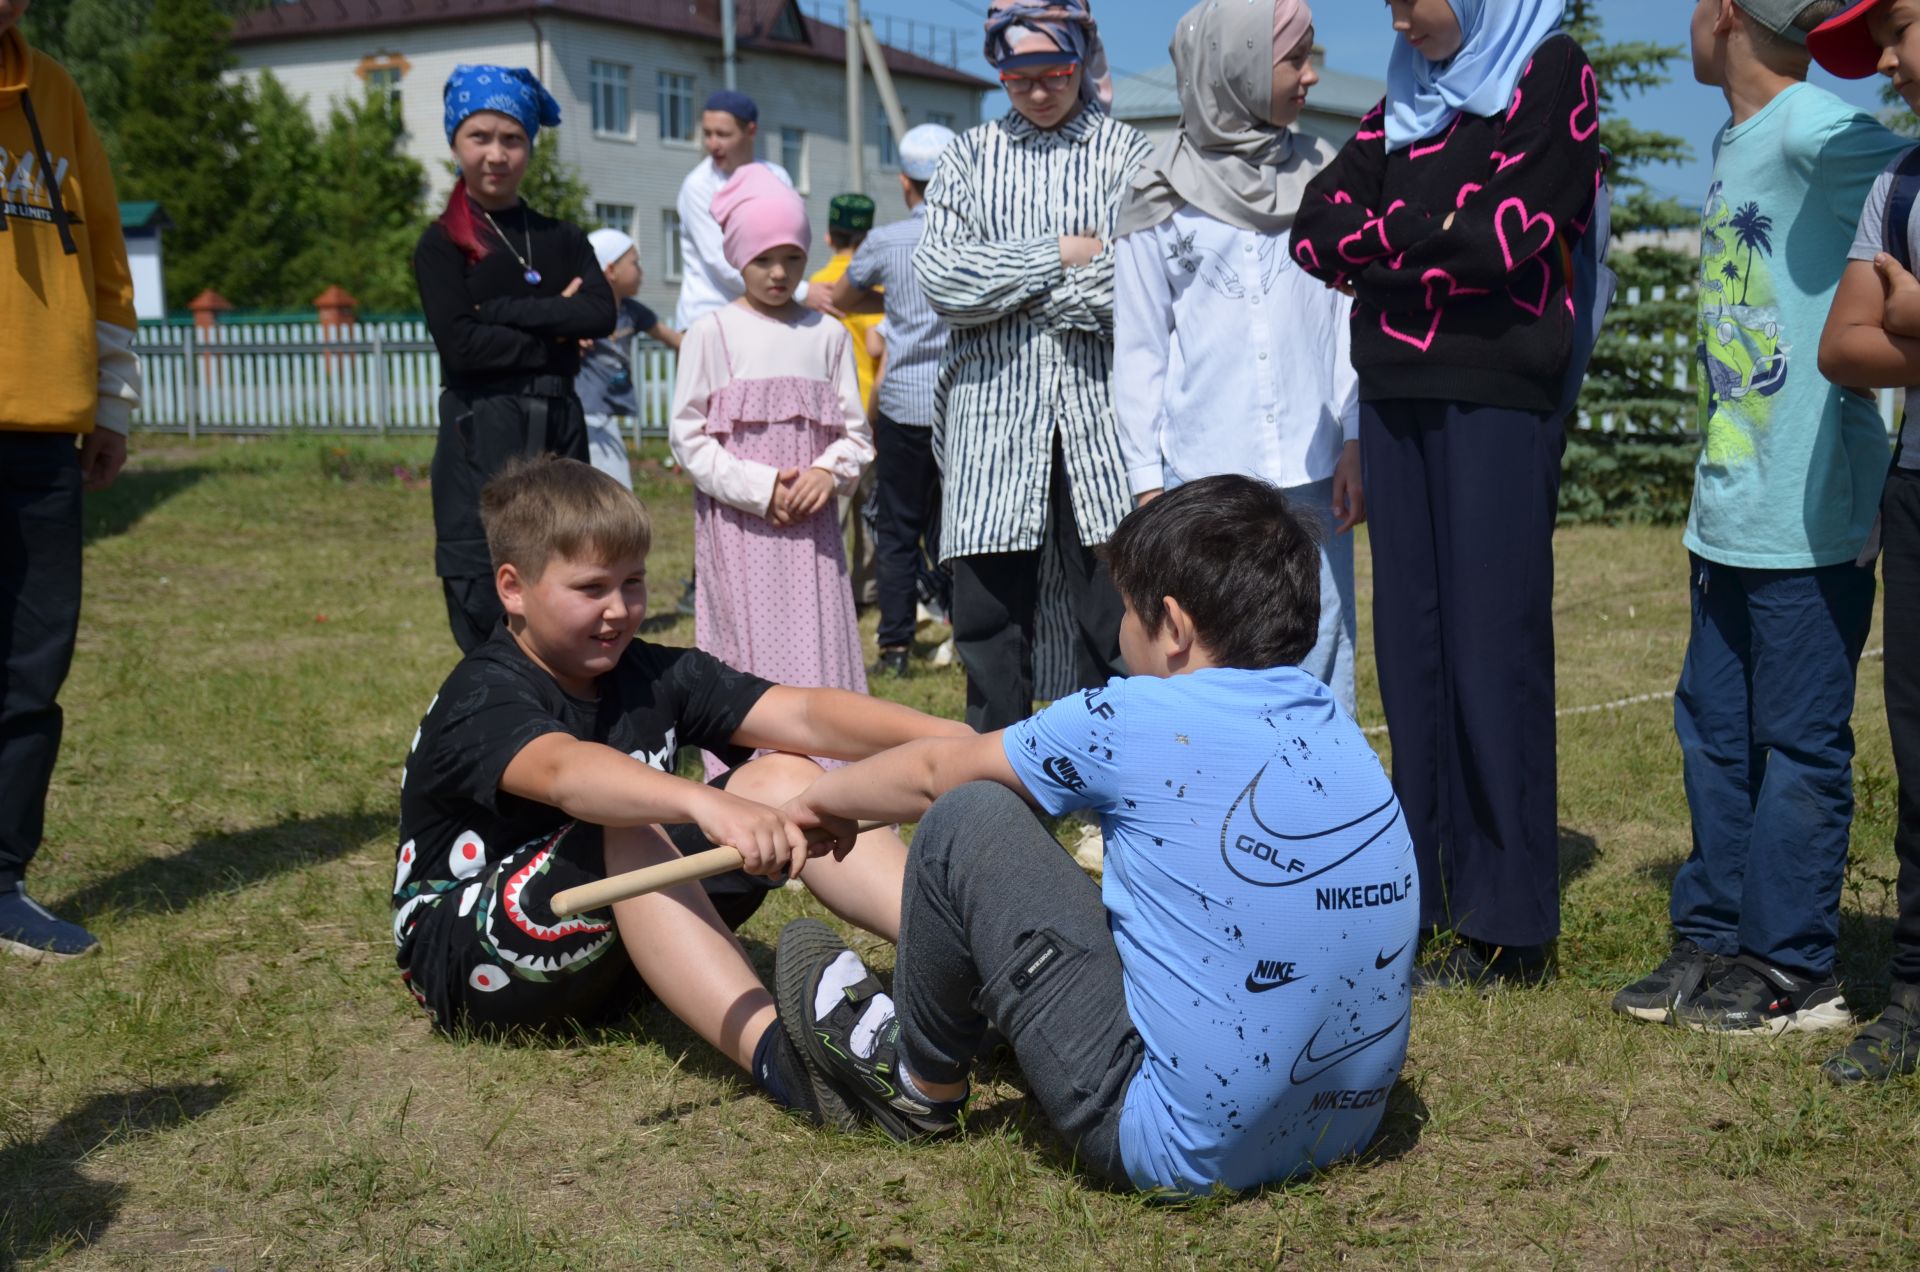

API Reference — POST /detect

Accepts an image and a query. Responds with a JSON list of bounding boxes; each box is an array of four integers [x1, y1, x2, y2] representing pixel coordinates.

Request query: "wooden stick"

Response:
[[548, 821, 889, 918]]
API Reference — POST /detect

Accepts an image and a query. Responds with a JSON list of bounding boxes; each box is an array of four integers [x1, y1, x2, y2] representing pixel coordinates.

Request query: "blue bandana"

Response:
[[443, 64, 563, 145]]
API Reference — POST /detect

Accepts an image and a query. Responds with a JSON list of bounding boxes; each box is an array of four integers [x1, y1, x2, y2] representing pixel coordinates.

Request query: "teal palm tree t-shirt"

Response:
[[1686, 83, 1909, 569]]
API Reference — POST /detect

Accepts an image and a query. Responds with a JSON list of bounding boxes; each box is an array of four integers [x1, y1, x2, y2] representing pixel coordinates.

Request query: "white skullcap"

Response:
[[588, 227, 638, 271], [898, 123, 957, 182]]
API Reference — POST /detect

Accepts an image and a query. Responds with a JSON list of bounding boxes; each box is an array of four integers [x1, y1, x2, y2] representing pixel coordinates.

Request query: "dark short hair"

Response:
[[1104, 475, 1320, 670], [480, 454, 652, 580], [906, 176, 930, 197], [828, 228, 869, 250]]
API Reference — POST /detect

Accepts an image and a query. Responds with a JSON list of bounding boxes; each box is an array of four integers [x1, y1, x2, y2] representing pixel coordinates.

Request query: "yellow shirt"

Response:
[[810, 252, 882, 412], [0, 28, 136, 433]]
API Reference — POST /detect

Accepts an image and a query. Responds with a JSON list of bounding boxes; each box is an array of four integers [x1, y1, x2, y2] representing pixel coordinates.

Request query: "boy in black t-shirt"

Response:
[[394, 455, 968, 1118]]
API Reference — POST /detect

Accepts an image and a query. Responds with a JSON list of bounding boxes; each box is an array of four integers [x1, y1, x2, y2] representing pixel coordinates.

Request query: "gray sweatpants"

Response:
[[897, 782, 1144, 1185]]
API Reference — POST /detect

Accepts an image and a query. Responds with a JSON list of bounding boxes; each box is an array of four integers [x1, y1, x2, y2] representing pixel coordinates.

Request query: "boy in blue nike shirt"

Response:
[[771, 476, 1418, 1196]]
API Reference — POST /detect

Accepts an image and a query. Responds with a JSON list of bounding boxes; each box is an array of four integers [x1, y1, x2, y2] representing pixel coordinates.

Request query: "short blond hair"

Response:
[[480, 455, 652, 579]]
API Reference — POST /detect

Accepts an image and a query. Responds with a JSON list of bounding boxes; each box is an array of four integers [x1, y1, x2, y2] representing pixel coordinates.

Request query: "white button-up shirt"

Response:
[[1114, 206, 1357, 497]]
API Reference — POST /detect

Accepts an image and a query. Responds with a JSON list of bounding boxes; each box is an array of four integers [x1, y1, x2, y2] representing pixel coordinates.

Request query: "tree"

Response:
[[288, 89, 428, 312], [1728, 202, 1774, 305], [520, 132, 593, 224], [113, 0, 262, 310], [1564, 1, 1698, 437]]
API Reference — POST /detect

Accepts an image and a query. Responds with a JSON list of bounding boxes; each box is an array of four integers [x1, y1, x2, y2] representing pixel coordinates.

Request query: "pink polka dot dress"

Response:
[[669, 303, 875, 776]]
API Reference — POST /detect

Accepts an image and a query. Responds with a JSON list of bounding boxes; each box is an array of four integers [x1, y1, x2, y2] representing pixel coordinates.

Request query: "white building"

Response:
[[119, 201, 172, 322], [1110, 50, 1385, 152], [230, 0, 989, 321]]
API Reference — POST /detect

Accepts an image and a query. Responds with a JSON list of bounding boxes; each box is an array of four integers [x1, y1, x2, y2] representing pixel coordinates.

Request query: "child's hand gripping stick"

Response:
[[548, 820, 889, 917]]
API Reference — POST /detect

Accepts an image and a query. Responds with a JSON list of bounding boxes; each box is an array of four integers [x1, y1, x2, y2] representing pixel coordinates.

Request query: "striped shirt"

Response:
[[848, 204, 945, 427], [914, 106, 1152, 559]]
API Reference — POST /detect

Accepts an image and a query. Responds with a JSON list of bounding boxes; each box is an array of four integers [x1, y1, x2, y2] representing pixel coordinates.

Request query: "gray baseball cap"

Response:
[[1733, 0, 1829, 43]]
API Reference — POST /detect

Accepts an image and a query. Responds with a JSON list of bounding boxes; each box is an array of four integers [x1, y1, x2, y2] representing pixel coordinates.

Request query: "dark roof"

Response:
[[232, 0, 992, 89]]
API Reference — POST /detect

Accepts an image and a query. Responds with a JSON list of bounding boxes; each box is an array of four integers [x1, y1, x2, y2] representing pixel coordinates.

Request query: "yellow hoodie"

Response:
[[0, 26, 139, 435]]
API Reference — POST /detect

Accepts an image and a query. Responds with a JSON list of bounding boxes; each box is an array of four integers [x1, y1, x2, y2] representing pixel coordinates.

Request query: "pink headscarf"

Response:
[[711, 164, 812, 272], [1274, 0, 1312, 65], [984, 0, 1114, 108]]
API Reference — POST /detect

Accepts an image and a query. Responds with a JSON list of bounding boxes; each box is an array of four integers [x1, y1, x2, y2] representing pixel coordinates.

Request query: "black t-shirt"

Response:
[[392, 627, 774, 955]]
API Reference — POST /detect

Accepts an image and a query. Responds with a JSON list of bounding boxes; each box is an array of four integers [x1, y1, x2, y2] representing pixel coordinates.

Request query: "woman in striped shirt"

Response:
[[912, 0, 1151, 731]]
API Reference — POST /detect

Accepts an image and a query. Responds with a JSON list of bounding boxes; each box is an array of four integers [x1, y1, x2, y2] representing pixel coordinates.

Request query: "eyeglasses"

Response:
[[999, 63, 1079, 93]]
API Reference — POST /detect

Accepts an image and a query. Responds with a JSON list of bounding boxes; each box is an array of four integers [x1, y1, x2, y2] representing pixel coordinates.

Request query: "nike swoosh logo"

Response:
[[1245, 971, 1303, 993], [1288, 1012, 1408, 1086], [1376, 942, 1410, 970]]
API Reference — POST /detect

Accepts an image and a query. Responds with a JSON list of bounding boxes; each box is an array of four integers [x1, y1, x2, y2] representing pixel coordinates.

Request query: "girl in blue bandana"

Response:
[[414, 64, 616, 653], [1292, 1, 1606, 989]]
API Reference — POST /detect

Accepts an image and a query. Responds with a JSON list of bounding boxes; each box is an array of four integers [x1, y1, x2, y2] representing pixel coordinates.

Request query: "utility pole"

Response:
[[858, 19, 908, 143], [722, 0, 738, 90], [846, 0, 864, 194]]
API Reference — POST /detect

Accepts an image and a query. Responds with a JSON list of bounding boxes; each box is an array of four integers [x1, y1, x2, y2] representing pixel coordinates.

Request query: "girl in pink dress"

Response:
[[670, 165, 874, 776]]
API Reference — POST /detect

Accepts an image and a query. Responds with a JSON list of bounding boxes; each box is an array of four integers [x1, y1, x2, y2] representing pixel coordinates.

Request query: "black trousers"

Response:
[[432, 381, 589, 653], [0, 432, 83, 891], [1882, 467, 1920, 988], [1361, 399, 1564, 948], [872, 413, 943, 650], [949, 441, 1124, 733]]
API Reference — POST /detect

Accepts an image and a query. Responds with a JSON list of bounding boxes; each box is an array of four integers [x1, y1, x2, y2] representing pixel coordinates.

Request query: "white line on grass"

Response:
[[1358, 646, 1887, 737]]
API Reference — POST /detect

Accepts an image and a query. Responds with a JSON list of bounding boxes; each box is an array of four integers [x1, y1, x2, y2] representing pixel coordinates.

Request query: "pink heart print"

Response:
[[1379, 307, 1443, 353], [1495, 197, 1556, 271], [1490, 150, 1526, 174], [1506, 256, 1551, 318], [1420, 268, 1488, 312], [1569, 64, 1599, 141], [1410, 117, 1458, 160], [1456, 183, 1483, 209], [1339, 217, 1394, 265], [1295, 238, 1320, 272], [1507, 87, 1524, 123], [1355, 103, 1386, 143]]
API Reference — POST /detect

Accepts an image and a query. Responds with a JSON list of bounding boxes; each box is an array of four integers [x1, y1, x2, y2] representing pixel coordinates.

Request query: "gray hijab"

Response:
[[1116, 0, 1332, 239]]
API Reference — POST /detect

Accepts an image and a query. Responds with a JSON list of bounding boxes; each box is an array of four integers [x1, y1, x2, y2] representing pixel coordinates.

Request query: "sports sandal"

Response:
[[774, 918, 961, 1142]]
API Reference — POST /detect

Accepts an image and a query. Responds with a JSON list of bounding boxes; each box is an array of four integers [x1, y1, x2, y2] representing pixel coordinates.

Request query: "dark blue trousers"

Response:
[[1670, 552, 1876, 978], [0, 432, 83, 892], [1361, 400, 1564, 948]]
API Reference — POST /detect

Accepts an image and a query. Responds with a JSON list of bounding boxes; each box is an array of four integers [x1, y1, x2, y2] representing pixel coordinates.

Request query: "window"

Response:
[[781, 127, 809, 194], [356, 52, 409, 114], [875, 101, 896, 167], [367, 67, 402, 112], [662, 210, 685, 282], [590, 61, 633, 137], [658, 71, 696, 143], [927, 111, 957, 130], [594, 202, 635, 236]]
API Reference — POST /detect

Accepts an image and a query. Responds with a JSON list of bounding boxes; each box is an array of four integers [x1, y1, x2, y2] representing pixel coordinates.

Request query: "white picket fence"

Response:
[[131, 319, 679, 439]]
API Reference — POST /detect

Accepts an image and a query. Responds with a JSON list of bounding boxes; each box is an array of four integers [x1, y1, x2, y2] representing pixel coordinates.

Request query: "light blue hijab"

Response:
[[1384, 0, 1564, 152]]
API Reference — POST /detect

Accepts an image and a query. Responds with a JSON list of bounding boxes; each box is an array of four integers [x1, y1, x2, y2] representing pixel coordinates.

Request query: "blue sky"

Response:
[[855, 0, 1897, 208]]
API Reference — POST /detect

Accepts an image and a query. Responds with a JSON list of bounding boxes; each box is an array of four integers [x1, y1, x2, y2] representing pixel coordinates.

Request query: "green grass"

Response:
[[2, 434, 1915, 1269]]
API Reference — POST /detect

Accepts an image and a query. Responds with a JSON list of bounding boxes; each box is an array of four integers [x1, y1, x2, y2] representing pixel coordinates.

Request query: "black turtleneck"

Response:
[[412, 199, 616, 390]]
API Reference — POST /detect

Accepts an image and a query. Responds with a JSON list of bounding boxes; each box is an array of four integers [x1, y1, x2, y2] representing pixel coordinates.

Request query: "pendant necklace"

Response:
[[480, 205, 541, 286]]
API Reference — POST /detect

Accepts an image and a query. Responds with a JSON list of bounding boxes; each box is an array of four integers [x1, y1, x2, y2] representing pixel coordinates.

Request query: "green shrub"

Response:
[[1558, 430, 1698, 526]]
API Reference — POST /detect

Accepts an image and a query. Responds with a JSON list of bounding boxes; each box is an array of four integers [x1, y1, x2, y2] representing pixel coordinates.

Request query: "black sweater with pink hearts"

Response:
[[1294, 35, 1604, 414]]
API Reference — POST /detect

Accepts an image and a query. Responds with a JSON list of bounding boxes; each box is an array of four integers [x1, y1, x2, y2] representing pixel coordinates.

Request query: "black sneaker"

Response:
[[0, 887, 100, 962], [873, 646, 911, 679], [1612, 938, 1725, 1024], [1823, 983, 1920, 1083], [774, 919, 961, 1142], [1673, 954, 1851, 1036], [1413, 938, 1552, 991]]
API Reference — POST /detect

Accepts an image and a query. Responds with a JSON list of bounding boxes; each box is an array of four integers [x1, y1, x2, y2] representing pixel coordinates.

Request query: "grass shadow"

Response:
[[0, 1080, 233, 1268], [82, 464, 209, 546], [54, 809, 392, 925], [1558, 826, 1600, 890]]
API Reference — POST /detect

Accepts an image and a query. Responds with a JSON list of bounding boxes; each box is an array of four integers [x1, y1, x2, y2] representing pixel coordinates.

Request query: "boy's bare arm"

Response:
[[1820, 257, 1920, 387], [784, 731, 1036, 827], [500, 733, 819, 875], [730, 686, 973, 761]]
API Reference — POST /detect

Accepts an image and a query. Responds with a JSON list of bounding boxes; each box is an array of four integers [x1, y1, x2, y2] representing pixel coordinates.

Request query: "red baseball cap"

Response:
[[1809, 0, 1890, 80]]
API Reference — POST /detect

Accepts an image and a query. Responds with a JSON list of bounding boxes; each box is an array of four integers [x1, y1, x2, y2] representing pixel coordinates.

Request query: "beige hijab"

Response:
[[1116, 0, 1332, 238]]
